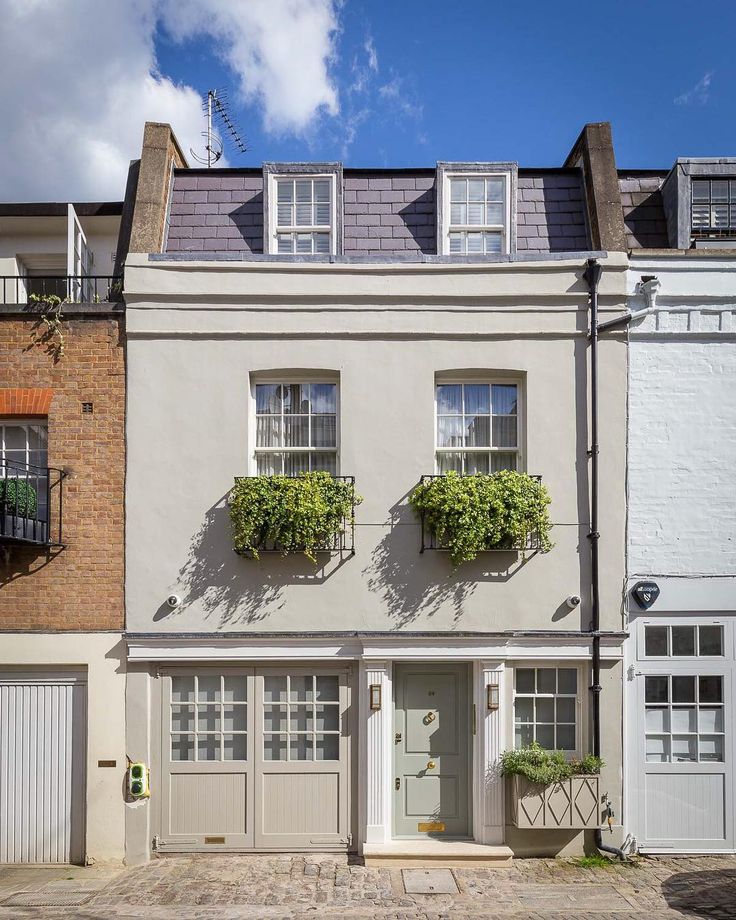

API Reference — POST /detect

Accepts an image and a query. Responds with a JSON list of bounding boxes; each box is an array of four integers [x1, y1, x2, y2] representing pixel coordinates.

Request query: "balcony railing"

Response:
[[232, 475, 357, 556], [418, 473, 545, 553], [0, 275, 123, 305], [0, 459, 66, 547]]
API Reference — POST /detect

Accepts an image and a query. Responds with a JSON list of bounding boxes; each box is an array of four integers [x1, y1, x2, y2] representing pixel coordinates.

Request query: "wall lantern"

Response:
[[369, 684, 382, 711], [486, 684, 499, 711]]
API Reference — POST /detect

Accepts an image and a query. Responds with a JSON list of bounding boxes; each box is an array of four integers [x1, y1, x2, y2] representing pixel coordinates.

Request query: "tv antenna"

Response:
[[189, 89, 247, 167]]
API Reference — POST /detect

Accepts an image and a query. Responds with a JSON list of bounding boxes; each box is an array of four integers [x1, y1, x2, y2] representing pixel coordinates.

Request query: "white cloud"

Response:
[[0, 0, 340, 200], [674, 71, 714, 106], [378, 76, 423, 121]]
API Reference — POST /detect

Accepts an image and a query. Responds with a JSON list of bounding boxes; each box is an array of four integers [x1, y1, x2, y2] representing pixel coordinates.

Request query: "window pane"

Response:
[[437, 416, 464, 448], [692, 180, 710, 202], [263, 705, 287, 732], [514, 698, 534, 723], [450, 179, 465, 202], [311, 416, 336, 448], [699, 676, 723, 704], [314, 179, 330, 202], [256, 453, 281, 475], [645, 626, 668, 657], [290, 735, 313, 761], [692, 204, 710, 228], [465, 453, 489, 475], [516, 668, 535, 693], [28, 426, 47, 450], [197, 735, 219, 761], [289, 706, 313, 732], [450, 203, 466, 225], [296, 233, 313, 253], [437, 451, 462, 473], [437, 384, 462, 414], [467, 202, 484, 225], [223, 677, 247, 703], [468, 179, 485, 201], [712, 205, 729, 227], [223, 706, 247, 732], [699, 736, 724, 763], [699, 708, 723, 733], [536, 724, 554, 749], [448, 233, 463, 253], [315, 705, 339, 731], [257, 416, 281, 448], [277, 233, 293, 253], [171, 677, 194, 703], [311, 452, 337, 474], [315, 735, 339, 760], [486, 177, 504, 201], [255, 384, 280, 414], [264, 677, 287, 702], [264, 735, 287, 761], [289, 676, 314, 702], [672, 675, 696, 703], [672, 736, 697, 763], [645, 735, 669, 763], [310, 384, 336, 414], [645, 676, 668, 703], [277, 202, 292, 225], [556, 725, 575, 751], [464, 384, 490, 415], [314, 232, 330, 253], [556, 698, 576, 723], [484, 232, 503, 253], [490, 452, 517, 472], [223, 734, 247, 761], [492, 416, 517, 448], [492, 384, 518, 415], [171, 735, 194, 761], [671, 707, 696, 732], [171, 706, 194, 732], [699, 626, 723, 656], [645, 707, 669, 732], [466, 232, 483, 253], [283, 416, 308, 447], [465, 415, 490, 447], [277, 180, 294, 202], [535, 698, 554, 722], [672, 626, 696, 656], [3, 427, 25, 451], [283, 452, 310, 475], [515, 724, 533, 748], [536, 669, 556, 694], [486, 202, 504, 224], [316, 676, 339, 701], [198, 705, 220, 732], [295, 179, 311, 202], [712, 180, 729, 202], [197, 676, 221, 702]]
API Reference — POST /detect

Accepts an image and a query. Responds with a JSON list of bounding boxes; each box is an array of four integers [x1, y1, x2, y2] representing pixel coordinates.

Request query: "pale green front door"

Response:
[[393, 664, 470, 838]]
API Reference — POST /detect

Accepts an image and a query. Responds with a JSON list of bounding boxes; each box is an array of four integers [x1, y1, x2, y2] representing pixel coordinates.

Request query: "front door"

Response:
[[393, 663, 470, 838]]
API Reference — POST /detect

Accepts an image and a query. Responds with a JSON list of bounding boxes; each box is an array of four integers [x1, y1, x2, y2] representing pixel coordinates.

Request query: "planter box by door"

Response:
[[507, 775, 600, 829]]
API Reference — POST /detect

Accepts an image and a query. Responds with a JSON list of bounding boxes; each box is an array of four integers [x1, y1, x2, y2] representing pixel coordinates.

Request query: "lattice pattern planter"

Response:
[[507, 775, 601, 829]]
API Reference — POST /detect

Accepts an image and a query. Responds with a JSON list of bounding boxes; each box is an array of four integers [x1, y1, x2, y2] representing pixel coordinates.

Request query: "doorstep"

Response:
[[363, 840, 513, 868]]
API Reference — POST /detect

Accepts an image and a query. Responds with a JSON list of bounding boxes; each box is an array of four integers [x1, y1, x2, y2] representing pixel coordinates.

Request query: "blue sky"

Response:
[[156, 0, 736, 170]]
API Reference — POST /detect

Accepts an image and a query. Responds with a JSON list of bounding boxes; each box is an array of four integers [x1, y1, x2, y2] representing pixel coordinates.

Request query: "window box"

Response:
[[507, 774, 601, 829]]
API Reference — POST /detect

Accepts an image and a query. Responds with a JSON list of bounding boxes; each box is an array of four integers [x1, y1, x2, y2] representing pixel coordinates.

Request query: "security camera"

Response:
[[566, 595, 581, 610], [166, 594, 182, 609]]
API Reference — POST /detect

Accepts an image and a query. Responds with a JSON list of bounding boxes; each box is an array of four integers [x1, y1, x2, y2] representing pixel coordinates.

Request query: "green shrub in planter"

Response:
[[500, 741, 604, 785], [408, 470, 552, 566], [0, 479, 38, 518], [229, 472, 361, 563]]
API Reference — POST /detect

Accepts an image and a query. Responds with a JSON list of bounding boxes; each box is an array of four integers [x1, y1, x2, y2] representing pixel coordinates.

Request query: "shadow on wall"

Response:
[[154, 493, 350, 628], [661, 868, 736, 917], [362, 492, 532, 629], [397, 188, 436, 255]]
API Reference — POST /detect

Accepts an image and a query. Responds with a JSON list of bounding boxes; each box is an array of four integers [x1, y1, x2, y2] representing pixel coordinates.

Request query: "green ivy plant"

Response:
[[500, 741, 604, 785], [229, 471, 362, 563], [408, 470, 553, 566], [29, 293, 68, 362], [0, 479, 38, 518]]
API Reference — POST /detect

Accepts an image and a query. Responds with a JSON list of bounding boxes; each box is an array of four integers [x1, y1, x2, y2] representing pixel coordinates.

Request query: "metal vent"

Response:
[[82, 402, 94, 414], [2, 891, 93, 907]]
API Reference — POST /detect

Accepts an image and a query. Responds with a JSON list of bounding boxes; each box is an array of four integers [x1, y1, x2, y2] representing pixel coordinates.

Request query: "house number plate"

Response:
[[417, 821, 445, 833]]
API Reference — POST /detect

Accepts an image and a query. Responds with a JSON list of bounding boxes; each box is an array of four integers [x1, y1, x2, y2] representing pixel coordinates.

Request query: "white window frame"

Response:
[[249, 376, 340, 475], [267, 173, 338, 256], [512, 662, 584, 758], [0, 419, 49, 471], [441, 170, 512, 256], [434, 377, 523, 474]]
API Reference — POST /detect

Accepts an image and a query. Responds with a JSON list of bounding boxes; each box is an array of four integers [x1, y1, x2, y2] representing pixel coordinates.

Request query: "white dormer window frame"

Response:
[[264, 163, 342, 256], [437, 162, 517, 257]]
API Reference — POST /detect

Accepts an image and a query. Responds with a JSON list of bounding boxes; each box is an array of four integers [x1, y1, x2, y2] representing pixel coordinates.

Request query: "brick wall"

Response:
[[619, 174, 669, 249], [0, 313, 125, 630], [165, 169, 588, 257]]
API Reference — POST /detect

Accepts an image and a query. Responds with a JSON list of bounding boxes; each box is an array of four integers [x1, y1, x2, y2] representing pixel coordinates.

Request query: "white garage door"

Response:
[[0, 673, 87, 863]]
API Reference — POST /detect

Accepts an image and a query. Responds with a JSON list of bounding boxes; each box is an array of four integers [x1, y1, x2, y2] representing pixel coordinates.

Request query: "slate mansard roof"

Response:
[[164, 167, 590, 258]]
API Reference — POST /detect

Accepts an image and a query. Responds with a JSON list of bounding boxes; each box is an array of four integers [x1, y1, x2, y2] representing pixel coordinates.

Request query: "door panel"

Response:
[[394, 664, 469, 838]]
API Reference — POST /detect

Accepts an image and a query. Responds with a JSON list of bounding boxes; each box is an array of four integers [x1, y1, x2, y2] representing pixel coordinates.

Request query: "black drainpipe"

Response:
[[584, 257, 625, 861]]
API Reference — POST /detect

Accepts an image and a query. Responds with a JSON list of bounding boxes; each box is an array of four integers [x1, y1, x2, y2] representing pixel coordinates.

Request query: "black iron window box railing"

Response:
[[0, 459, 66, 548], [232, 475, 357, 556], [418, 473, 545, 553], [0, 275, 123, 305]]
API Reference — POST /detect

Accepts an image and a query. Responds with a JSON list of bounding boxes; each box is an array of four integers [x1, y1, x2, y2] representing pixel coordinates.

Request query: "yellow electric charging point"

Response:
[[128, 761, 150, 799]]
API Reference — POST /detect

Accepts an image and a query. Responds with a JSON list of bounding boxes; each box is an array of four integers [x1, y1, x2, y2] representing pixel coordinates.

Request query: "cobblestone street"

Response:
[[1, 854, 736, 919]]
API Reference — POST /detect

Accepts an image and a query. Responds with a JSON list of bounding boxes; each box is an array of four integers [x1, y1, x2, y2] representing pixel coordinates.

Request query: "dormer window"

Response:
[[437, 162, 517, 256], [691, 179, 736, 238], [264, 163, 342, 256]]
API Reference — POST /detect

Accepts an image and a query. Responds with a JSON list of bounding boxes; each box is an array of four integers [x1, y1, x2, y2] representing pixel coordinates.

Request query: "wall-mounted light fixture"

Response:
[[486, 684, 499, 711], [369, 684, 382, 711]]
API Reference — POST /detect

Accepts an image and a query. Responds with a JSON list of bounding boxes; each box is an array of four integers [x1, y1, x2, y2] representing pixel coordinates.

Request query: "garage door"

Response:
[[159, 666, 352, 851], [0, 673, 86, 863], [633, 618, 734, 851]]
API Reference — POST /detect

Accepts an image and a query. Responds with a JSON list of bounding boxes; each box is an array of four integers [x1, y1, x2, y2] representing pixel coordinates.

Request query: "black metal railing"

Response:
[[0, 459, 66, 547], [0, 275, 123, 305], [418, 473, 544, 553], [233, 475, 357, 556]]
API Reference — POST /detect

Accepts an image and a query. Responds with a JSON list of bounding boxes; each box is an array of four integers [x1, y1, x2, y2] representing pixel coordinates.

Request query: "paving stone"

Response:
[[402, 869, 458, 895]]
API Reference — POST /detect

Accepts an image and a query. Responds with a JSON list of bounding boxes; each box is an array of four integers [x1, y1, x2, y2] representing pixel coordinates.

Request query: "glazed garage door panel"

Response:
[[0, 675, 86, 864], [160, 668, 351, 851]]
